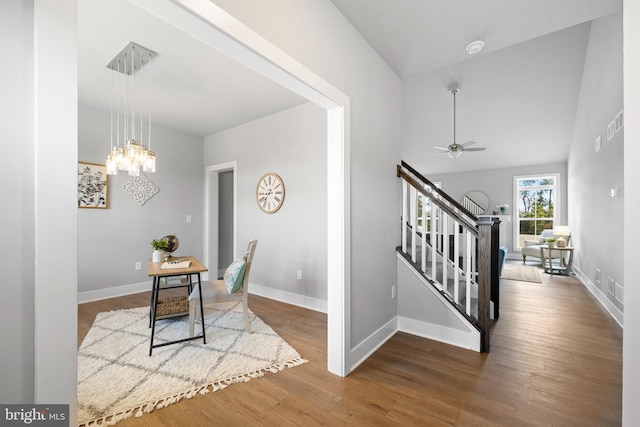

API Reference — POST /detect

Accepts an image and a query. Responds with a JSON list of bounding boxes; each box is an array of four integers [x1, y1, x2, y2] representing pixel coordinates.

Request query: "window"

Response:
[[514, 174, 559, 248], [417, 181, 441, 232]]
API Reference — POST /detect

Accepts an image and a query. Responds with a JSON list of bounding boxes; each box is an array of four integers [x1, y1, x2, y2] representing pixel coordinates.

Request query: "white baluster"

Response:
[[402, 180, 407, 254], [431, 203, 438, 287], [454, 219, 460, 304], [421, 195, 427, 273], [442, 214, 448, 296], [466, 230, 472, 316], [410, 186, 417, 263]]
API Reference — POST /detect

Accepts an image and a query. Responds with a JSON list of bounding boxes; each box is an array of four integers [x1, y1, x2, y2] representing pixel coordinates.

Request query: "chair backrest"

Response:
[[540, 229, 555, 240], [540, 229, 571, 244], [239, 239, 257, 292]]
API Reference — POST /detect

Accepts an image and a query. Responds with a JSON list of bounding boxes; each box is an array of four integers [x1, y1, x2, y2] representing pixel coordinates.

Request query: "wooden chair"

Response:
[[188, 239, 257, 337]]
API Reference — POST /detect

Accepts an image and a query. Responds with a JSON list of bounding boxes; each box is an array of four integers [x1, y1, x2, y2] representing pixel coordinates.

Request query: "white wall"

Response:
[[568, 12, 623, 315], [0, 0, 35, 403], [77, 106, 205, 299], [210, 0, 402, 361], [205, 103, 328, 305], [427, 162, 568, 254], [623, 1, 640, 424]]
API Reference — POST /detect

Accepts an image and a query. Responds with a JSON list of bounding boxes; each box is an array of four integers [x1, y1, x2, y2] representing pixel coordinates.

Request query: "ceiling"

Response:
[[78, 0, 307, 138], [330, 0, 621, 78], [330, 0, 622, 174], [79, 0, 622, 173]]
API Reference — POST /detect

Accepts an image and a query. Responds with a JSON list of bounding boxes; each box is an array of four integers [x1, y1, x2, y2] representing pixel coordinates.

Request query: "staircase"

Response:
[[397, 161, 500, 352]]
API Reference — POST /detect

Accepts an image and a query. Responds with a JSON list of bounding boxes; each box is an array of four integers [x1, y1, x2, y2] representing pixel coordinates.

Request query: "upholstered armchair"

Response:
[[521, 229, 570, 263]]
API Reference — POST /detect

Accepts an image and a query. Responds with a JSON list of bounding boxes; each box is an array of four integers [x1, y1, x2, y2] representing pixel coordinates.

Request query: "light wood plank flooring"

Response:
[[78, 263, 622, 426]]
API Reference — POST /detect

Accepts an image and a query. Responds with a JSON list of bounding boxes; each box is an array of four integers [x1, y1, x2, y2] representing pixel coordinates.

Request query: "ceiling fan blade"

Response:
[[461, 141, 477, 147], [432, 146, 450, 151], [463, 147, 486, 152]]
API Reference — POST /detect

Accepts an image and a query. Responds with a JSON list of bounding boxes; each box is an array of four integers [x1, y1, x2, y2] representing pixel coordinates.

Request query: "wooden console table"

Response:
[[147, 256, 207, 355]]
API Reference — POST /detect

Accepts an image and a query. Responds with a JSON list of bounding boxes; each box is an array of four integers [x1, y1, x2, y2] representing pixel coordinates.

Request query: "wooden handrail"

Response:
[[400, 160, 479, 222], [397, 165, 478, 236]]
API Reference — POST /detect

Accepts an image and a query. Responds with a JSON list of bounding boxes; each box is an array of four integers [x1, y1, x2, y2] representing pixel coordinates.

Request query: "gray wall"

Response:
[[568, 12, 624, 312], [623, 1, 640, 423], [211, 0, 402, 354], [205, 103, 328, 301], [1, 0, 35, 403], [2, 0, 78, 410], [428, 162, 568, 254], [78, 106, 205, 295], [218, 170, 234, 272]]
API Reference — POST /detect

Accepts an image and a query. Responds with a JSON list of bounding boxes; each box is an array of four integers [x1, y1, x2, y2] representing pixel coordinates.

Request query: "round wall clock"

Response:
[[256, 172, 285, 214]]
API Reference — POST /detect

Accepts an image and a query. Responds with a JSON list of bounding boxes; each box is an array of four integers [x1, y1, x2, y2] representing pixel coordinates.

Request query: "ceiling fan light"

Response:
[[448, 150, 461, 159], [466, 40, 485, 55]]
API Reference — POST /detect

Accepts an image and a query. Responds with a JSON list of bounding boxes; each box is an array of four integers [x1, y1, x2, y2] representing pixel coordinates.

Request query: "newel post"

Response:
[[477, 217, 493, 352]]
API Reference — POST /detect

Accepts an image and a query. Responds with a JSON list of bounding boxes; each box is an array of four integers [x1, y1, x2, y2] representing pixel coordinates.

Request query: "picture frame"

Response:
[[78, 162, 108, 208]]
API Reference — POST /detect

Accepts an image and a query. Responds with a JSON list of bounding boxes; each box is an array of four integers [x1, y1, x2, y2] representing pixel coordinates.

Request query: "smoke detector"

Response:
[[466, 40, 485, 55]]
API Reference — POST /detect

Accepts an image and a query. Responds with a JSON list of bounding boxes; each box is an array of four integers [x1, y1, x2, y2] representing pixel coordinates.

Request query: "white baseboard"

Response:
[[249, 283, 327, 313], [349, 316, 398, 373], [78, 280, 328, 314], [78, 281, 152, 304], [398, 316, 481, 352], [572, 266, 623, 327]]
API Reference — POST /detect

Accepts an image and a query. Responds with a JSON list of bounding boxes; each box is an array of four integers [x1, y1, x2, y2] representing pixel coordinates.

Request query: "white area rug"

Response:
[[78, 301, 306, 426], [501, 263, 543, 283]]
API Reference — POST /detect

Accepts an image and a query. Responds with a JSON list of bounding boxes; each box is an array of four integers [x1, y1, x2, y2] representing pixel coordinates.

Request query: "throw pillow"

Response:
[[224, 256, 247, 294]]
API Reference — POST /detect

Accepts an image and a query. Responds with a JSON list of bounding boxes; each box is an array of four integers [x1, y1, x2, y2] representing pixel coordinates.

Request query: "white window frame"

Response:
[[513, 173, 560, 249]]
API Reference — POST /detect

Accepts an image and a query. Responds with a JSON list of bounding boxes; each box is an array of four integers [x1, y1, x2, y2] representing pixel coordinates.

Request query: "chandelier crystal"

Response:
[[105, 42, 157, 176]]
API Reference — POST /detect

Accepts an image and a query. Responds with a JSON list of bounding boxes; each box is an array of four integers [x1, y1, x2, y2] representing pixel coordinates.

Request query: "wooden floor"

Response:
[[78, 263, 622, 426]]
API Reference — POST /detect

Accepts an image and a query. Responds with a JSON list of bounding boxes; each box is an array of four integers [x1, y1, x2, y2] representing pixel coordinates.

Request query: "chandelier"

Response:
[[105, 42, 157, 176]]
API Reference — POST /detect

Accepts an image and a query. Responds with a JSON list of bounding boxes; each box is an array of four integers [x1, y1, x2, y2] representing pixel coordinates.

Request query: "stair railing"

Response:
[[397, 161, 495, 352]]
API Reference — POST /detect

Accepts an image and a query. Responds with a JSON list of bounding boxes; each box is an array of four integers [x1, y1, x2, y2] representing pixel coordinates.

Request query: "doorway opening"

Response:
[[205, 161, 238, 282]]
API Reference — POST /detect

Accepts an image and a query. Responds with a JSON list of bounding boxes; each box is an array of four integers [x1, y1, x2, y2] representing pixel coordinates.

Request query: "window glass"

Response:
[[515, 175, 557, 248]]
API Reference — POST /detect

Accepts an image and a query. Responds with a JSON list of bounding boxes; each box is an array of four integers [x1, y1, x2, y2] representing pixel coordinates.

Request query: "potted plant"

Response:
[[151, 237, 169, 262], [496, 203, 509, 214], [546, 237, 556, 248]]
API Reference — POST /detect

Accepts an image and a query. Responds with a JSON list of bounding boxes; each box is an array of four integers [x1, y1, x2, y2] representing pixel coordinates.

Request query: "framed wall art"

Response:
[[78, 162, 108, 208]]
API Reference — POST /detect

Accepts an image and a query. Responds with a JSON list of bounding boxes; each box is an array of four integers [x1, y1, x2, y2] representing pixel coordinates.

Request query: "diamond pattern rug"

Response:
[[78, 301, 306, 426]]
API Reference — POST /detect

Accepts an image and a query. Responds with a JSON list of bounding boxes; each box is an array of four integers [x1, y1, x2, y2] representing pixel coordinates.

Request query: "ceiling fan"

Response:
[[433, 86, 487, 159]]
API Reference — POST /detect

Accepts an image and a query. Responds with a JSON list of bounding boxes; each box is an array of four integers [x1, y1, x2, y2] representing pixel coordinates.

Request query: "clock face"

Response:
[[256, 173, 285, 214]]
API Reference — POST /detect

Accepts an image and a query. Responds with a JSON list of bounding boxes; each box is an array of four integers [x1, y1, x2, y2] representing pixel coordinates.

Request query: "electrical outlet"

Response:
[[186, 215, 192, 223], [391, 285, 397, 299], [615, 282, 624, 304], [297, 270, 302, 280], [135, 261, 142, 271], [595, 268, 601, 284], [607, 277, 615, 295]]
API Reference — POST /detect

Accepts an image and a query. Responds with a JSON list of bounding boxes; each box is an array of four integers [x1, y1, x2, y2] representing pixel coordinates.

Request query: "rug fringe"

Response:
[[79, 357, 308, 427]]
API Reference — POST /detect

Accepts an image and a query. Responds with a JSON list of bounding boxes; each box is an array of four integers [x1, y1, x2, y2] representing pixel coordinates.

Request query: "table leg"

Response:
[[148, 270, 207, 355], [149, 277, 158, 328], [149, 277, 160, 355], [197, 273, 206, 344]]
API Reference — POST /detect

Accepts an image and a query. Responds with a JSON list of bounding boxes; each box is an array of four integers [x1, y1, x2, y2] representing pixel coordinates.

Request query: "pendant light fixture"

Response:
[[105, 42, 157, 176]]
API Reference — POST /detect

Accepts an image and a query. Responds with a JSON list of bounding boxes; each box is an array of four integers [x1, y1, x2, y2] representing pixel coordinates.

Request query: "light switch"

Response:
[[186, 215, 192, 223], [611, 187, 619, 198]]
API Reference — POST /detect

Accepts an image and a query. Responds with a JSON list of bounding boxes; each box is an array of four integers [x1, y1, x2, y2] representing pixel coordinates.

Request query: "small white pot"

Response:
[[152, 250, 165, 262]]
